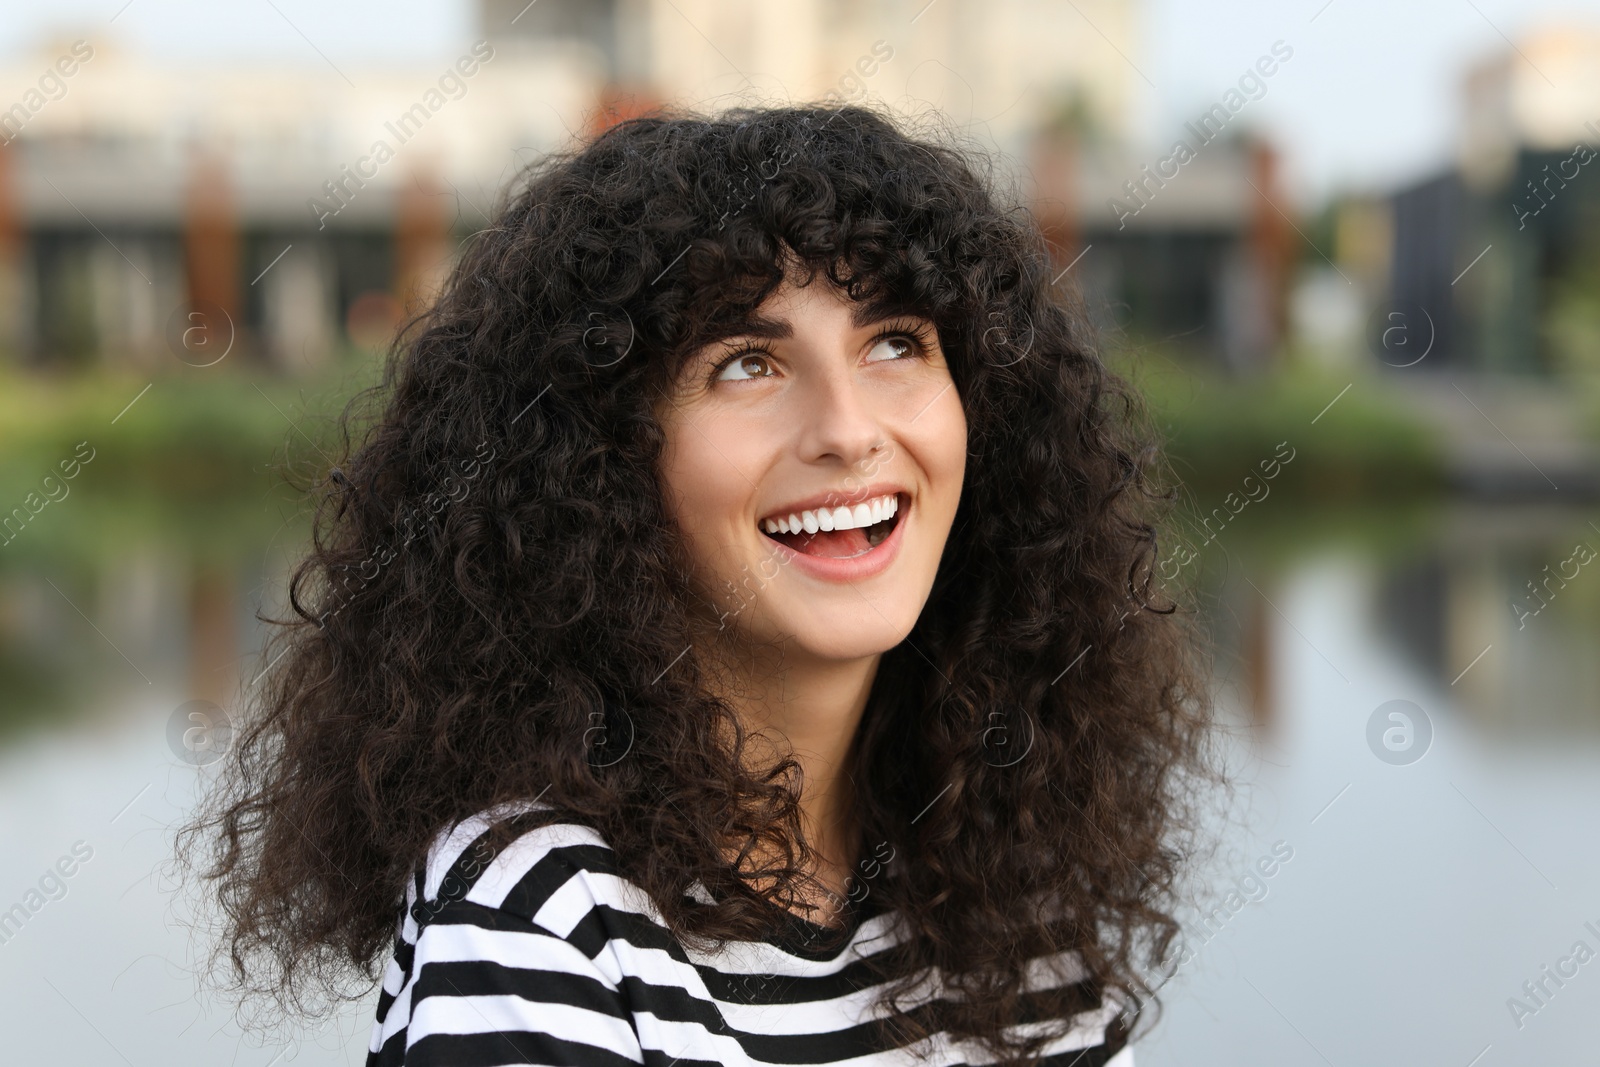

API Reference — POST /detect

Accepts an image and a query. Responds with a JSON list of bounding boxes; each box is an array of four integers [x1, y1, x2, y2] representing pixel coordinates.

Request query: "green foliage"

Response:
[[1544, 236, 1600, 432], [0, 363, 369, 566], [1109, 355, 1447, 498]]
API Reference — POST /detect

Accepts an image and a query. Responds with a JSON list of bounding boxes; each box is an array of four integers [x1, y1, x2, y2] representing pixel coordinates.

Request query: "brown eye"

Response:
[[865, 336, 916, 363], [716, 353, 774, 381]]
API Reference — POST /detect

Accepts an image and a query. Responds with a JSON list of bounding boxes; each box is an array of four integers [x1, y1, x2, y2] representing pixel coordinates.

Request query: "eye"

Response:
[[870, 335, 921, 364], [714, 352, 775, 381]]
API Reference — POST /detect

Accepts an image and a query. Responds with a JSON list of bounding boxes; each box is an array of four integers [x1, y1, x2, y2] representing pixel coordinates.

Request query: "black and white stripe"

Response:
[[367, 801, 1134, 1066]]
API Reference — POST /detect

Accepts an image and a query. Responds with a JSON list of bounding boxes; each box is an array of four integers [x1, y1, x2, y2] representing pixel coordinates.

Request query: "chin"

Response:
[[776, 611, 917, 663]]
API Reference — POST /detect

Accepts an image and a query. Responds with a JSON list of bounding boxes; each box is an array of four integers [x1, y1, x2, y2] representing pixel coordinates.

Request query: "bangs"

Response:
[[609, 110, 977, 385]]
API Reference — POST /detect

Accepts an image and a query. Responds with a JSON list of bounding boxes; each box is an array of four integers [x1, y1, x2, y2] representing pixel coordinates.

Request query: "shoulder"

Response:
[[372, 803, 652, 1064], [408, 800, 663, 935]]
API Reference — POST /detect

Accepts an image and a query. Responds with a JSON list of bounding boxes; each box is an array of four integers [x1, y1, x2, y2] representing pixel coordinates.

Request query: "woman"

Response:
[[180, 104, 1214, 1067]]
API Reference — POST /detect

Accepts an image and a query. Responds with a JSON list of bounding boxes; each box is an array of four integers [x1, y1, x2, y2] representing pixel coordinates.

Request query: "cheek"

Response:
[[909, 387, 968, 501], [657, 412, 757, 573]]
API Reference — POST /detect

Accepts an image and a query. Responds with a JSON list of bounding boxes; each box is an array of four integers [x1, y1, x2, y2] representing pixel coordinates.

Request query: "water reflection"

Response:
[[1373, 503, 1600, 740], [0, 513, 299, 741], [1, 500, 1598, 1064]]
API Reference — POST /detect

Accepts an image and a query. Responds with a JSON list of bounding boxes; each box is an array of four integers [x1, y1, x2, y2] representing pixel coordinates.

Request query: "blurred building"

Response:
[[0, 0, 1289, 373], [1389, 25, 1600, 377], [480, 0, 1141, 150], [0, 30, 596, 372], [1029, 127, 1295, 373], [488, 0, 1294, 370]]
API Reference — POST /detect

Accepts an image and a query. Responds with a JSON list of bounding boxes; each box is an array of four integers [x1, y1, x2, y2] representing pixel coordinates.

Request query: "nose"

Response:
[[794, 364, 887, 470]]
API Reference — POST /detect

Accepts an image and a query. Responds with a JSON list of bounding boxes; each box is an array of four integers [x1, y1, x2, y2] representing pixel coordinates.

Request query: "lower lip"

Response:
[[762, 497, 909, 583]]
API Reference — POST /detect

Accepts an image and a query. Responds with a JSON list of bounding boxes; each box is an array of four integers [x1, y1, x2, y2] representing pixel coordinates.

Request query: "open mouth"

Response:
[[759, 492, 904, 560]]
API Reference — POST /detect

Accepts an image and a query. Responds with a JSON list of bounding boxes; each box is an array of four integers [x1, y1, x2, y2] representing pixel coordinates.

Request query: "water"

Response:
[[1142, 546, 1600, 1066], [2, 503, 1597, 1065]]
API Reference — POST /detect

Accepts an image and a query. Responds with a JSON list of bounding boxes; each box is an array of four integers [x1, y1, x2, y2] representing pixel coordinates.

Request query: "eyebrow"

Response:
[[720, 302, 928, 342]]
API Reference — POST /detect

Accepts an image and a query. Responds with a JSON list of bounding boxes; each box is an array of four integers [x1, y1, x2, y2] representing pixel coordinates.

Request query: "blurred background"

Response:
[[3, 0, 1600, 1063]]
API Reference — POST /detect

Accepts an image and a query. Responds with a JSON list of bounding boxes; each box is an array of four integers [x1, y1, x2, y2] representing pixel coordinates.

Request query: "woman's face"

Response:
[[656, 272, 968, 663]]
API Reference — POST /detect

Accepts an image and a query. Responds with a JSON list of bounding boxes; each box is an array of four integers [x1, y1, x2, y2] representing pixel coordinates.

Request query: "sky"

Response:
[[2, 0, 1598, 206], [1140, 0, 1600, 202]]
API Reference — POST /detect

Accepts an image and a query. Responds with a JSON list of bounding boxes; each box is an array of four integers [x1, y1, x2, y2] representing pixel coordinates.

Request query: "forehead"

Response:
[[738, 278, 870, 333], [717, 275, 934, 343]]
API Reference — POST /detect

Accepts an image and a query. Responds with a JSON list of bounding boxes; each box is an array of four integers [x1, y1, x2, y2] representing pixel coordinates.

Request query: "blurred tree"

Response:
[[1542, 205, 1600, 385]]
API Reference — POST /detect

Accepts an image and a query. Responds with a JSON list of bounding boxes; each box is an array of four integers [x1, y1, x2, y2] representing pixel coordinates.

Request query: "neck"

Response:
[[697, 633, 877, 919]]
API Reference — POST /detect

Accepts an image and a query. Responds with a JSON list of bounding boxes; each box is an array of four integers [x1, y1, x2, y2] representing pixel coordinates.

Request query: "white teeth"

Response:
[[760, 494, 901, 535]]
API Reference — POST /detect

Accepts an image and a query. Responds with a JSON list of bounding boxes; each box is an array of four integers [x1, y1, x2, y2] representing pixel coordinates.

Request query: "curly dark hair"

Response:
[[177, 102, 1217, 1065]]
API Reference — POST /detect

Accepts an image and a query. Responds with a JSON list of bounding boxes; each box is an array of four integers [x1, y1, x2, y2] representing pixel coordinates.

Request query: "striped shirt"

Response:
[[367, 802, 1133, 1066]]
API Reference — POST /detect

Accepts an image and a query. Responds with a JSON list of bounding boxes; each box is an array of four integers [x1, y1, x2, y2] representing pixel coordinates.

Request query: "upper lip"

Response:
[[758, 482, 909, 523]]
